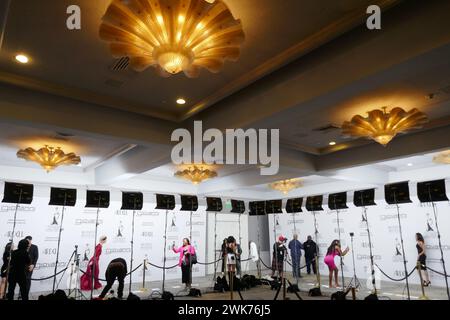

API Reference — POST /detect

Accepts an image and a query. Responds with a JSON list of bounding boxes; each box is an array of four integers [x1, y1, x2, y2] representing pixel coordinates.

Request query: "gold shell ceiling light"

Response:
[[174, 164, 218, 184], [268, 179, 302, 195], [433, 150, 450, 165], [99, 0, 245, 78], [17, 145, 81, 172], [341, 107, 428, 146]]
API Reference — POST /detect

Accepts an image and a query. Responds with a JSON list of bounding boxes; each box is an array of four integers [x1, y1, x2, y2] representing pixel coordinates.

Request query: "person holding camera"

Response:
[[271, 235, 287, 279], [172, 238, 196, 290]]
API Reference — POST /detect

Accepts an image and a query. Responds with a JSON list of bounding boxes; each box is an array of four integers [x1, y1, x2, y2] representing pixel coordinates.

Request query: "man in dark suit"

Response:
[[24, 236, 39, 296], [99, 258, 128, 299]]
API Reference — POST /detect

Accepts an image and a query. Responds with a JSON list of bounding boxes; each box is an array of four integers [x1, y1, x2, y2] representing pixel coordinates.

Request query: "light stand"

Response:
[[121, 192, 143, 295], [286, 198, 303, 284], [49, 187, 77, 294], [2, 182, 33, 300], [354, 189, 378, 296], [207, 197, 223, 283], [67, 245, 87, 300], [180, 195, 199, 290], [156, 194, 176, 295], [417, 180, 450, 300], [306, 195, 324, 294], [329, 192, 348, 290], [346, 232, 360, 300], [249, 201, 265, 279], [85, 190, 110, 300], [385, 182, 411, 300]]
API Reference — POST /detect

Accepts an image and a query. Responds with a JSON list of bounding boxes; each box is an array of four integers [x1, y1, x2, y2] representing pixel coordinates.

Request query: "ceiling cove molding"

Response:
[[0, 71, 178, 122], [179, 0, 402, 121]]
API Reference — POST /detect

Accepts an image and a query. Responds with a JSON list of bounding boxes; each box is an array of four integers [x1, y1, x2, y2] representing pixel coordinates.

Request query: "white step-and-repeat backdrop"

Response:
[[267, 184, 450, 289], [0, 186, 207, 293]]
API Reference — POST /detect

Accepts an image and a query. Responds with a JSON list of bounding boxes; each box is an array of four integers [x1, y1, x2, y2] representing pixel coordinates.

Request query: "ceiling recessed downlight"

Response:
[[15, 54, 29, 64], [176, 98, 186, 105], [329, 141, 337, 146]]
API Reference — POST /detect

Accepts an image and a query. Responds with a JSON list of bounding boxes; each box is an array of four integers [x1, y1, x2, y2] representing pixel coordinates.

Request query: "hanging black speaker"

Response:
[[286, 198, 302, 213], [85, 190, 110, 208], [328, 192, 348, 210], [417, 179, 449, 203], [305, 195, 323, 211], [2, 182, 34, 204], [354, 189, 376, 207], [385, 182, 412, 205], [49, 187, 77, 206], [230, 200, 245, 214], [265, 199, 283, 214], [155, 194, 176, 210], [180, 195, 198, 211], [121, 192, 143, 210], [206, 197, 222, 212], [249, 201, 266, 216]]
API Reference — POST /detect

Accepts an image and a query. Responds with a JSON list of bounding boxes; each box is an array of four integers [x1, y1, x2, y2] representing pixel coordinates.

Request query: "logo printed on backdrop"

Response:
[[81, 231, 96, 238], [137, 211, 160, 217], [380, 213, 407, 221], [357, 254, 382, 261], [142, 221, 155, 227], [140, 243, 153, 250], [1, 205, 36, 212], [83, 244, 91, 261], [426, 213, 434, 232], [75, 219, 103, 225], [392, 238, 405, 262], [426, 244, 450, 251], [141, 231, 154, 238], [388, 226, 400, 233], [5, 230, 24, 238], [288, 219, 304, 225], [105, 248, 131, 255], [6, 219, 26, 225]]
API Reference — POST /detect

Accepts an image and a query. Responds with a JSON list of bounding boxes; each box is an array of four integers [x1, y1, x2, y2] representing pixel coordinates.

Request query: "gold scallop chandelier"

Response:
[[99, 0, 245, 78], [174, 164, 218, 184], [268, 179, 302, 195], [341, 107, 428, 146], [433, 150, 450, 165], [17, 145, 81, 172]]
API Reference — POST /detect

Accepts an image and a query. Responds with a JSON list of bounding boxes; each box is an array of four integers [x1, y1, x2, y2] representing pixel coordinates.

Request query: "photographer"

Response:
[[271, 235, 287, 279]]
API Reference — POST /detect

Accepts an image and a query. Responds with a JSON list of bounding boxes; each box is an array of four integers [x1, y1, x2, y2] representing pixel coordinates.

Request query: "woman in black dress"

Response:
[[416, 233, 430, 286], [0, 242, 13, 299]]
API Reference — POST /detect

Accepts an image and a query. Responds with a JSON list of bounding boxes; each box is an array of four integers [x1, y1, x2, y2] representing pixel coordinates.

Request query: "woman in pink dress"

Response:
[[324, 239, 349, 288], [80, 236, 107, 291], [172, 238, 196, 290]]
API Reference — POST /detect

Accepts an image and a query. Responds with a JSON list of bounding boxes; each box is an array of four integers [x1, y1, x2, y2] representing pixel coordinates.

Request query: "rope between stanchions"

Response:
[[375, 264, 416, 282], [148, 262, 179, 270], [30, 267, 68, 281], [425, 265, 450, 278]]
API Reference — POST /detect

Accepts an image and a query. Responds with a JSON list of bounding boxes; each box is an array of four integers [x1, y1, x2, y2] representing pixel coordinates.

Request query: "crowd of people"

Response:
[[0, 230, 432, 300]]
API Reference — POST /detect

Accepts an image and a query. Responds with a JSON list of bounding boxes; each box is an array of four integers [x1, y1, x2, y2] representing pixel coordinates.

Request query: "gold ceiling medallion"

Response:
[[268, 179, 302, 195], [17, 145, 81, 172], [433, 150, 450, 164], [174, 164, 217, 184], [99, 0, 245, 78], [341, 107, 428, 146]]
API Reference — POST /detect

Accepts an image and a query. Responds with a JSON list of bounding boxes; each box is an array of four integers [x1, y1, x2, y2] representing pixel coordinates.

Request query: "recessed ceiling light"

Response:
[[407, 163, 413, 167], [15, 54, 29, 64], [329, 141, 336, 146], [176, 98, 186, 105]]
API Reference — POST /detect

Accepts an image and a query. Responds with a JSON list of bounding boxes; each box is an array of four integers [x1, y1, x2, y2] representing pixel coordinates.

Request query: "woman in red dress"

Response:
[[80, 236, 107, 291]]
